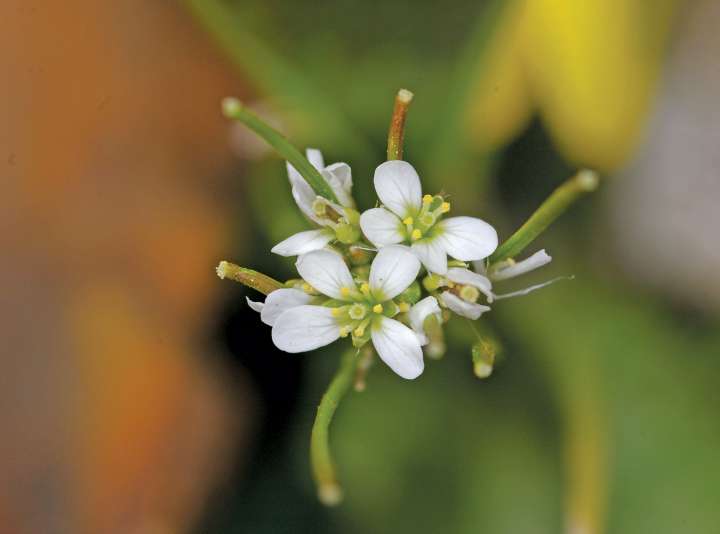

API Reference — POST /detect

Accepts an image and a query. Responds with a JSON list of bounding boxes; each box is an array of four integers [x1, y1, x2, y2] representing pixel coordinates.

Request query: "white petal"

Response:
[[493, 276, 571, 300], [325, 162, 352, 193], [446, 267, 494, 302], [411, 238, 448, 274], [322, 168, 354, 207], [289, 175, 325, 226], [296, 249, 356, 300], [371, 317, 424, 379], [368, 245, 421, 301], [360, 207, 405, 247], [440, 291, 491, 320], [490, 249, 552, 281], [271, 229, 334, 257], [272, 305, 340, 353], [305, 148, 325, 170], [246, 297, 264, 313], [373, 160, 422, 218], [259, 288, 313, 326], [438, 216, 498, 261], [286, 160, 303, 184], [408, 296, 441, 345]]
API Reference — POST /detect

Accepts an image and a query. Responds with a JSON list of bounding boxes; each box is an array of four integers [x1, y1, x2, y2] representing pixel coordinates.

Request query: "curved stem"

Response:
[[490, 169, 599, 264], [221, 98, 339, 203], [310, 349, 358, 506]]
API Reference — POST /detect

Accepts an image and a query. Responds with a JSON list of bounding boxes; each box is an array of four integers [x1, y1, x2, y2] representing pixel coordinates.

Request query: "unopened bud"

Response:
[[472, 339, 496, 378]]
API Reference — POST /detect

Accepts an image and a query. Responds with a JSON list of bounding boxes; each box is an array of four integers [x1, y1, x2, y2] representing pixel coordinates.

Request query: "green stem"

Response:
[[222, 98, 339, 203], [311, 349, 358, 506], [216, 261, 283, 295], [386, 89, 414, 161], [489, 169, 599, 264]]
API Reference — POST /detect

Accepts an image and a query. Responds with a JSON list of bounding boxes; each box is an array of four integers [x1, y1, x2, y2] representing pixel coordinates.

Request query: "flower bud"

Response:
[[335, 223, 361, 244], [471, 339, 496, 378]]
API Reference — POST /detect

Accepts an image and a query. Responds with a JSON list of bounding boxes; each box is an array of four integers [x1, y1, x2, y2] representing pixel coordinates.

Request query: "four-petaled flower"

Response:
[[359, 160, 498, 275], [271, 149, 359, 257], [251, 246, 439, 379]]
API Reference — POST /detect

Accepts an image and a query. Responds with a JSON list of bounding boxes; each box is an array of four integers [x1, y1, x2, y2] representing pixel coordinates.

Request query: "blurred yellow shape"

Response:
[[468, 0, 678, 170]]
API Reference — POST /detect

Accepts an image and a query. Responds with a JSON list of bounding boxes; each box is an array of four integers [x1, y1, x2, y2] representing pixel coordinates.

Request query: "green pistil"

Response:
[[348, 303, 368, 320]]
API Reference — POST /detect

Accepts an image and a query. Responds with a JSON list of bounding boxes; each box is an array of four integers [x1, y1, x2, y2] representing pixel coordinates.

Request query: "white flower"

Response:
[[265, 245, 426, 379], [438, 249, 560, 319], [359, 160, 498, 275], [439, 268, 493, 320], [272, 148, 356, 257]]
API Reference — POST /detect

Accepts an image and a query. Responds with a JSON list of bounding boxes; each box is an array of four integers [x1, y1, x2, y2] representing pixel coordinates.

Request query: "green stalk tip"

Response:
[[216, 261, 283, 295], [221, 96, 243, 117], [489, 169, 600, 264]]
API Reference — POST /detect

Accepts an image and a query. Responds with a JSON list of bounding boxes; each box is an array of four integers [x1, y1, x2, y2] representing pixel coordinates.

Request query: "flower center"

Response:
[[404, 194, 450, 241], [329, 286, 402, 348], [312, 197, 344, 223]]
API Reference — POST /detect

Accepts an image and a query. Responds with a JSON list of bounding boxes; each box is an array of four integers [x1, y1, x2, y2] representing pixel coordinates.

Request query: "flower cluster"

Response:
[[246, 150, 555, 379]]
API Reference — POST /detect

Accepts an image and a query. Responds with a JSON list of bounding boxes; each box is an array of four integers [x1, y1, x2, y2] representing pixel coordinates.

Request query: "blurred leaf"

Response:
[[467, 0, 679, 171], [496, 276, 720, 533]]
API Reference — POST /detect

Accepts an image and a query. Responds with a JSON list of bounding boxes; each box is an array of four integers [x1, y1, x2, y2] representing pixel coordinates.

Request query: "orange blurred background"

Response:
[[1, 3, 256, 533]]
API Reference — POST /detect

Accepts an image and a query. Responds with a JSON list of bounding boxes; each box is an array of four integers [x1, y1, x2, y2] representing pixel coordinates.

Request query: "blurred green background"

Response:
[[3, 0, 719, 533]]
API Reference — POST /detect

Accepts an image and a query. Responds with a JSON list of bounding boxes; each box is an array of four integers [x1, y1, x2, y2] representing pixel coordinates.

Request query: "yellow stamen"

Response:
[[353, 326, 365, 337], [360, 282, 370, 295], [372, 304, 383, 314], [339, 326, 351, 338], [302, 282, 314, 293], [340, 286, 351, 297], [398, 302, 410, 313], [402, 216, 414, 226], [440, 202, 451, 213], [422, 194, 433, 204], [331, 308, 344, 317], [411, 229, 422, 240]]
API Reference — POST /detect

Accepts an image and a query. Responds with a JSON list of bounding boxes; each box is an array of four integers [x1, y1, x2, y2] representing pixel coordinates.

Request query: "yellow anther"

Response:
[[353, 326, 365, 337], [398, 302, 410, 313], [440, 202, 451, 213], [360, 282, 370, 295], [411, 229, 422, 240], [302, 282, 314, 293], [339, 327, 351, 338], [331, 308, 344, 317], [402, 216, 414, 226], [340, 286, 351, 297], [372, 304, 384, 314], [422, 194, 433, 204]]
